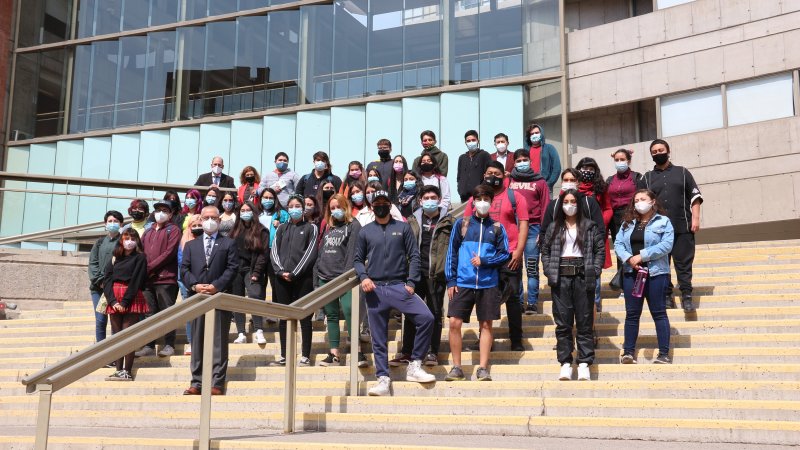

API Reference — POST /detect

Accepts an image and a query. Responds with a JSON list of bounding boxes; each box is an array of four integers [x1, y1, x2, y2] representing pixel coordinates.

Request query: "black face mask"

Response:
[[420, 163, 435, 173], [130, 211, 145, 221], [483, 175, 502, 187], [652, 153, 669, 165], [373, 204, 391, 219], [378, 150, 391, 160], [579, 170, 596, 183], [191, 228, 204, 237], [322, 190, 335, 202], [245, 175, 255, 183]]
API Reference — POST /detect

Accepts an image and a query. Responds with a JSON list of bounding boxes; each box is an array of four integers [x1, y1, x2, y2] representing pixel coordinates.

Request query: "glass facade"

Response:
[[10, 0, 560, 140]]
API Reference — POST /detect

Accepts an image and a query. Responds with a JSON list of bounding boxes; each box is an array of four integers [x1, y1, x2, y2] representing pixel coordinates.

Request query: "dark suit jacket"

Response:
[[195, 172, 236, 190], [180, 233, 239, 293], [491, 152, 515, 174]]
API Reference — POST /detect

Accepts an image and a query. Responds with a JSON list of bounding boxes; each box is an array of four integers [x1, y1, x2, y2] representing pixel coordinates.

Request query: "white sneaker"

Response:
[[368, 376, 392, 396], [406, 360, 436, 383], [158, 345, 174, 357], [254, 329, 266, 345], [619, 292, 625, 299], [134, 346, 155, 358], [233, 333, 247, 344], [559, 363, 573, 381], [577, 363, 591, 381]]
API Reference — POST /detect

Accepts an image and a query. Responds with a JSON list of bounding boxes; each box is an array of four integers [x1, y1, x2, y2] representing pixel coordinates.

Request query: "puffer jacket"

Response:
[[407, 207, 455, 279], [540, 218, 605, 287]]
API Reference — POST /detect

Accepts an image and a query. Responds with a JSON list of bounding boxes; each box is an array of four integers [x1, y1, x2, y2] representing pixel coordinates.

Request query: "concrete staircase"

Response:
[[1, 240, 800, 448]]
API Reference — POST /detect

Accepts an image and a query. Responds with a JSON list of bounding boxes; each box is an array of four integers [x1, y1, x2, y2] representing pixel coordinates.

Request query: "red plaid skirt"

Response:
[[107, 282, 149, 314]]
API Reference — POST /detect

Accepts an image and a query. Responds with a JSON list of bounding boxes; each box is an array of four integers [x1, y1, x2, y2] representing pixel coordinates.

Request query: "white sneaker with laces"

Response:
[[233, 333, 247, 344], [158, 345, 174, 357], [406, 360, 436, 383], [577, 363, 591, 381], [368, 376, 392, 396], [559, 363, 573, 381], [254, 329, 266, 345], [134, 346, 155, 358]]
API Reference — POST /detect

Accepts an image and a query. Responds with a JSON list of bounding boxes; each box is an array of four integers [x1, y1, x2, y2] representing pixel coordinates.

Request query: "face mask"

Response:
[[561, 181, 577, 191], [288, 207, 303, 220], [483, 175, 502, 187], [393, 163, 404, 173], [366, 192, 375, 203], [106, 222, 120, 233], [466, 141, 478, 151], [239, 211, 254, 221], [652, 153, 669, 165], [261, 199, 275, 210], [322, 190, 335, 202], [185, 198, 197, 209], [123, 239, 137, 251], [367, 176, 380, 183], [304, 206, 315, 216], [635, 201, 653, 215], [314, 161, 327, 171], [205, 196, 217, 205], [529, 133, 542, 145], [495, 143, 507, 153], [579, 170, 596, 183], [474, 200, 491, 216], [130, 210, 145, 221], [420, 163, 434, 173], [615, 162, 629, 173], [154, 211, 169, 224], [331, 209, 345, 220], [562, 203, 578, 216], [378, 149, 391, 159], [373, 204, 391, 219], [202, 218, 219, 233], [245, 175, 256, 183], [403, 180, 416, 190], [422, 199, 439, 213], [276, 161, 288, 171], [191, 227, 204, 237], [222, 200, 234, 211], [211, 166, 222, 175], [349, 170, 362, 179], [515, 161, 530, 171], [351, 193, 364, 205]]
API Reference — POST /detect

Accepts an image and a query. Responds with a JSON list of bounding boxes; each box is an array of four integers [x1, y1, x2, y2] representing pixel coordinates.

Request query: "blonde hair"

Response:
[[324, 194, 353, 225], [180, 214, 204, 249]]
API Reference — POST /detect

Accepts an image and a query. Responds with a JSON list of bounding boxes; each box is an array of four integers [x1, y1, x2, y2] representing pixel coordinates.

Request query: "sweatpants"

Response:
[[668, 232, 696, 297], [272, 274, 313, 359], [143, 283, 178, 348], [551, 275, 595, 365], [365, 283, 434, 378], [401, 276, 446, 356]]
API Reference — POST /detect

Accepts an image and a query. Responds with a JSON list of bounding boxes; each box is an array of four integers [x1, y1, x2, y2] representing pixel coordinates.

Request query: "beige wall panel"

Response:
[[717, 25, 744, 47], [757, 120, 793, 158], [725, 123, 761, 162], [693, 154, 800, 184], [691, 0, 723, 34], [793, 173, 800, 215], [781, 29, 800, 69], [696, 128, 729, 166], [722, 40, 755, 82], [567, 30, 592, 62], [565, 1, 581, 31], [615, 65, 644, 104], [590, 70, 618, 108], [637, 11, 666, 47], [698, 182, 732, 228], [667, 53, 697, 92], [693, 47, 725, 86], [613, 18, 640, 53], [719, 0, 752, 29], [640, 61, 670, 98], [589, 23, 617, 59], [759, 174, 795, 221], [782, 0, 800, 13], [752, 35, 787, 76], [568, 75, 593, 111], [749, 0, 783, 21], [665, 4, 695, 41], [790, 117, 800, 154], [728, 178, 764, 224], [570, 116, 597, 150], [665, 134, 701, 168]]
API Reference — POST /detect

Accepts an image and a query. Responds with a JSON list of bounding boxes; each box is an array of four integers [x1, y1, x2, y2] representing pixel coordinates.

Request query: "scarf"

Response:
[[510, 167, 544, 182]]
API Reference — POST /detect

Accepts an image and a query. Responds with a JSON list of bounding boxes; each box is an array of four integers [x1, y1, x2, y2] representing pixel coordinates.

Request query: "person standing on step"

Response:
[[88, 210, 124, 343], [615, 190, 674, 365], [490, 133, 515, 175], [103, 228, 149, 381], [445, 185, 510, 382], [418, 151, 452, 211], [456, 130, 492, 203], [607, 149, 643, 294], [354, 190, 436, 396], [230, 201, 270, 346], [258, 152, 302, 208], [181, 206, 239, 396], [194, 156, 236, 190], [238, 166, 261, 205], [178, 215, 204, 355], [135, 199, 181, 358], [541, 189, 605, 381], [366, 139, 395, 189], [295, 151, 342, 198], [412, 130, 449, 177], [339, 161, 366, 199], [524, 123, 561, 197], [638, 139, 702, 313], [127, 199, 150, 238]]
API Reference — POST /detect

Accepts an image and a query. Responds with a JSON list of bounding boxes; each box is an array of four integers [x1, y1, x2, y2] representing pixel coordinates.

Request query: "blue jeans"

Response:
[[90, 290, 109, 342], [595, 278, 602, 306], [523, 224, 541, 306], [623, 273, 671, 356]]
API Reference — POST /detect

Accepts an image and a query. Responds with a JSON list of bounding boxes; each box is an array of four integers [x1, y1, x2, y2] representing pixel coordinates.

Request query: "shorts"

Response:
[[447, 286, 502, 323]]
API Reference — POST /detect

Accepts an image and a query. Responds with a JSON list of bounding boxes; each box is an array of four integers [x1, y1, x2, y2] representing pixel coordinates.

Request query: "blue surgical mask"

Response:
[[403, 180, 416, 190], [515, 161, 531, 171], [185, 198, 197, 209], [261, 199, 275, 210], [288, 207, 303, 220], [331, 209, 345, 220], [276, 161, 288, 171], [615, 161, 629, 173], [222, 200, 234, 211], [466, 141, 478, 151], [529, 133, 542, 144], [240, 211, 254, 221], [422, 200, 439, 213], [314, 161, 327, 171], [351, 193, 364, 205], [106, 222, 120, 233], [205, 195, 217, 205], [367, 176, 379, 183]]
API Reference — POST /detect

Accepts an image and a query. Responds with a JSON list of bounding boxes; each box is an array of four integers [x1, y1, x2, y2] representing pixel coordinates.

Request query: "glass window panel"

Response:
[[330, 106, 366, 164], [726, 73, 795, 127], [184, 0, 207, 20], [18, 0, 71, 47], [295, 111, 330, 170], [143, 31, 177, 124], [121, 0, 149, 31], [660, 87, 723, 137], [440, 91, 479, 177], [209, 0, 237, 16], [236, 16, 268, 113], [198, 123, 232, 175], [239, 0, 269, 11], [332, 0, 367, 100], [262, 115, 297, 175], [401, 96, 440, 160], [305, 5, 334, 103], [479, 0, 522, 80], [368, 2, 404, 95], [178, 26, 207, 119], [523, 0, 559, 74], [10, 49, 68, 139], [23, 144, 57, 234], [404, 0, 441, 90], [167, 126, 200, 185], [50, 140, 82, 229], [115, 36, 148, 128], [87, 41, 121, 131], [95, 0, 123, 35], [0, 147, 30, 237], [365, 102, 402, 158], [107, 134, 141, 213], [150, 0, 180, 26], [266, 10, 300, 102], [479, 85, 523, 148], [230, 119, 263, 178], [203, 21, 237, 117], [656, 0, 694, 9], [78, 138, 111, 225], [69, 45, 92, 133], [138, 130, 170, 184], [76, 0, 97, 38], [450, 0, 481, 84]]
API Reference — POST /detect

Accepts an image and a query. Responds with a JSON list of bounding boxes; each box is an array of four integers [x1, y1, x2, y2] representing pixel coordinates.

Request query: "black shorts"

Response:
[[447, 286, 502, 323]]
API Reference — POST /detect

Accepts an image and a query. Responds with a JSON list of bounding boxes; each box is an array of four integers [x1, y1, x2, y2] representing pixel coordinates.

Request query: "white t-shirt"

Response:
[[561, 227, 583, 258]]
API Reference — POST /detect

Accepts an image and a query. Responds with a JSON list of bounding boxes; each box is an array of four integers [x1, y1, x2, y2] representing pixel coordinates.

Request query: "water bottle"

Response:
[[631, 267, 649, 298]]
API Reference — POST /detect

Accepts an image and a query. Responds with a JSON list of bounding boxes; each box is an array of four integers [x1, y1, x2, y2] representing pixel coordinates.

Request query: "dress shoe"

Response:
[[183, 386, 201, 395], [210, 386, 224, 395]]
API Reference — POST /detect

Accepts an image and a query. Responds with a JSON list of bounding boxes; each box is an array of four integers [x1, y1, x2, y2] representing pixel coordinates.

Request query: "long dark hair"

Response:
[[552, 189, 589, 253], [575, 157, 607, 196], [389, 155, 409, 199], [205, 187, 223, 212], [258, 188, 282, 214], [229, 201, 268, 253], [113, 228, 143, 258], [621, 189, 666, 230], [418, 151, 442, 176]]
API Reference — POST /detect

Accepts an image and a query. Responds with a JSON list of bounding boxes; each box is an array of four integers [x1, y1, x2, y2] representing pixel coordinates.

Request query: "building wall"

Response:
[[0, 0, 14, 153]]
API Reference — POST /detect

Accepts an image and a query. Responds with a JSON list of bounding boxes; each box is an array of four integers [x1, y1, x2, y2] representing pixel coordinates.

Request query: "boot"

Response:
[[681, 294, 695, 313]]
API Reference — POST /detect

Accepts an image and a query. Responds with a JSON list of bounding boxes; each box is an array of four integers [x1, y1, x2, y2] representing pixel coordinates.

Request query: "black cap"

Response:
[[153, 199, 176, 211], [372, 190, 391, 202]]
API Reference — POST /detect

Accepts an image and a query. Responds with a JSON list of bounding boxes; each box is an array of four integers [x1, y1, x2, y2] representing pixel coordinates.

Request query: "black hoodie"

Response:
[[456, 148, 492, 199]]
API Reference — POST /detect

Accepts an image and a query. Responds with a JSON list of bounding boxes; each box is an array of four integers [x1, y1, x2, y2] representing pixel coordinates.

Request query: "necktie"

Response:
[[205, 236, 214, 264], [213, 176, 220, 185]]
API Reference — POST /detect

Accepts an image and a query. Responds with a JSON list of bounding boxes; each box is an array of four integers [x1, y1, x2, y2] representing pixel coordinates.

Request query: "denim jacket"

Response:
[[614, 213, 674, 277]]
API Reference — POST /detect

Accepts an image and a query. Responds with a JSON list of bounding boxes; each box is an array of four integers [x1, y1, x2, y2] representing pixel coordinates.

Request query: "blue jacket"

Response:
[[354, 219, 421, 288], [445, 216, 510, 289], [524, 123, 561, 193], [614, 213, 674, 277]]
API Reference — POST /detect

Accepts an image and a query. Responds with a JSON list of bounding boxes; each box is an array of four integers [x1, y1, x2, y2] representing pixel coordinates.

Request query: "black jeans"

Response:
[[668, 232, 696, 297], [500, 264, 523, 345], [272, 274, 313, 358], [143, 283, 178, 348], [402, 275, 446, 355], [232, 270, 266, 333], [609, 208, 626, 286], [551, 274, 595, 365]]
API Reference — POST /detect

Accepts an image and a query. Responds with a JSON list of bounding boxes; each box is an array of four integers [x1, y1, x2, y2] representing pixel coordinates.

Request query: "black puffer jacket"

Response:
[[540, 218, 605, 288]]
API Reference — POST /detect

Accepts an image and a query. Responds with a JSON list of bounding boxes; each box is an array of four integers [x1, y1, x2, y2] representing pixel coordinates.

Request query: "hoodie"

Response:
[[508, 167, 550, 225], [412, 146, 449, 177], [524, 123, 561, 194], [456, 148, 492, 199]]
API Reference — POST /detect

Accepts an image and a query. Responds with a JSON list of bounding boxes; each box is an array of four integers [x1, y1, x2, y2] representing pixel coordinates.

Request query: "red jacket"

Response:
[[141, 223, 181, 285], [490, 152, 515, 174]]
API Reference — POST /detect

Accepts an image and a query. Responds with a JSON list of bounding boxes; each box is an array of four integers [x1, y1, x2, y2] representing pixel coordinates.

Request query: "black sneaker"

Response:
[[319, 353, 340, 367], [524, 304, 538, 315], [666, 297, 677, 309], [358, 352, 369, 368], [423, 352, 438, 366], [388, 353, 411, 367], [510, 342, 525, 352], [653, 353, 672, 364], [681, 295, 696, 313]]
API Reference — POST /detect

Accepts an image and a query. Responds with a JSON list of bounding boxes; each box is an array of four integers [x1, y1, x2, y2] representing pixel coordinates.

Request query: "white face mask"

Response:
[[561, 181, 577, 191], [562, 203, 578, 217], [154, 211, 169, 224], [635, 201, 653, 215], [202, 218, 219, 234], [211, 165, 222, 175], [123, 239, 137, 250], [495, 143, 507, 153], [474, 200, 491, 216]]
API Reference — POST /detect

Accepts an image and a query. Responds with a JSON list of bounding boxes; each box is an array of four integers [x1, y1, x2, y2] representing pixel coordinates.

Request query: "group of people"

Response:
[[87, 125, 702, 394]]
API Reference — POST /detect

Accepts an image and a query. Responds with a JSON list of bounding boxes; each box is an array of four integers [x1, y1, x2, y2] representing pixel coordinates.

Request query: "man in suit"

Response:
[[180, 206, 239, 395], [194, 156, 236, 190]]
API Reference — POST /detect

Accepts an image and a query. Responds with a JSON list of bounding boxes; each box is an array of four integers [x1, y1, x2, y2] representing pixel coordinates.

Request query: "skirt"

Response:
[[107, 282, 149, 314]]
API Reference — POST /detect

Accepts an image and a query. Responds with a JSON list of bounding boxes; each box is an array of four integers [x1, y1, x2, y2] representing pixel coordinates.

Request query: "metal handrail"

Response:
[[0, 219, 129, 246], [0, 171, 237, 193]]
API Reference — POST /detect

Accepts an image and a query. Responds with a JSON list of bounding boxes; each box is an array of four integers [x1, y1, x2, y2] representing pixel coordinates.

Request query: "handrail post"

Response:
[[199, 309, 216, 450], [349, 284, 360, 396], [283, 318, 297, 433], [34, 384, 53, 450]]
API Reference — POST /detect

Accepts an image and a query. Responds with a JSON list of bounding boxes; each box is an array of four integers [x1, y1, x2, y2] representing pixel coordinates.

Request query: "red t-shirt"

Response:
[[464, 186, 529, 252], [529, 146, 542, 174], [507, 177, 549, 225]]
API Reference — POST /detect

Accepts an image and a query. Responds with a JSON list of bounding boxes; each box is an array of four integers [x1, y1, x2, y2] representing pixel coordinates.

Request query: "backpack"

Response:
[[460, 216, 503, 239]]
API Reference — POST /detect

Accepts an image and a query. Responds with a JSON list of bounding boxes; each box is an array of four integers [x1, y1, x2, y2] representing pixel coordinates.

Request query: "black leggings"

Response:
[[272, 274, 313, 358], [109, 313, 140, 372]]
